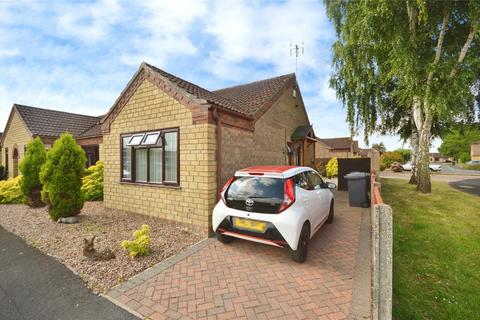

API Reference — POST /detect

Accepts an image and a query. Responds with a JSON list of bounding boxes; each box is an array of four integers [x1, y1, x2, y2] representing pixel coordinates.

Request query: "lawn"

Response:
[[381, 179, 480, 320]]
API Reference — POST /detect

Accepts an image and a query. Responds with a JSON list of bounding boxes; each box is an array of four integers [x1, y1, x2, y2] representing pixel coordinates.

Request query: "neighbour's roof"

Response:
[[358, 148, 370, 157], [318, 137, 359, 151], [14, 104, 102, 138], [77, 123, 102, 139], [144, 63, 296, 117], [430, 152, 441, 157]]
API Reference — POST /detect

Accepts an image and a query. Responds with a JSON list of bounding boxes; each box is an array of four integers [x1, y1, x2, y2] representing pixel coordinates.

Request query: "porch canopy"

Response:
[[290, 125, 316, 166]]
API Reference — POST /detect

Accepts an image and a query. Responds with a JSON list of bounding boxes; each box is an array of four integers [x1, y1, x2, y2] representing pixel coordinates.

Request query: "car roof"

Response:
[[235, 166, 312, 178]]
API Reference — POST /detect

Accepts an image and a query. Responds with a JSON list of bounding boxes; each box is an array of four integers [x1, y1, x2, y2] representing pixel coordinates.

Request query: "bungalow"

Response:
[[0, 104, 103, 178], [100, 62, 315, 235], [315, 137, 359, 159], [472, 141, 480, 161]]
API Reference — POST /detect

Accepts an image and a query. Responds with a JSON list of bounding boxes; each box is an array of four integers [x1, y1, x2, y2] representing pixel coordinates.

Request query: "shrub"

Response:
[[19, 137, 47, 207], [121, 225, 151, 258], [381, 152, 404, 167], [0, 176, 24, 204], [0, 165, 5, 180], [380, 163, 387, 171], [82, 161, 104, 201], [40, 133, 87, 220], [326, 157, 338, 177]]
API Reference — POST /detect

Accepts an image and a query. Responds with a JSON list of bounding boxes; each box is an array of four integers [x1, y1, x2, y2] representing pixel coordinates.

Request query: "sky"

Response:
[[0, 0, 440, 151]]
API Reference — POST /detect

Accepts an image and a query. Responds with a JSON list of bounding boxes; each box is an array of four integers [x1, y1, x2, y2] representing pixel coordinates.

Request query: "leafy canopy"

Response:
[[40, 133, 87, 220], [325, 0, 480, 142], [439, 127, 480, 162]]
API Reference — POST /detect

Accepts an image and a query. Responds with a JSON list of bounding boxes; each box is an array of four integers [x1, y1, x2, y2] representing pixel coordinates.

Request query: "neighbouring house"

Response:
[[315, 137, 359, 159], [429, 152, 453, 163], [100, 62, 315, 235], [472, 141, 480, 161], [0, 132, 3, 165], [0, 104, 103, 178]]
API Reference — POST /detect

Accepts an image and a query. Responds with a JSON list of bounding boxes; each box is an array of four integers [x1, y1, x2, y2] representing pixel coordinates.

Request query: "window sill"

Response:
[[119, 181, 181, 189]]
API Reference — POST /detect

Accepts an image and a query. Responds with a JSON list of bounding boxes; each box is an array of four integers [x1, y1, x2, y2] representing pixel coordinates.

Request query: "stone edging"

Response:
[[349, 208, 372, 320], [107, 237, 215, 299]]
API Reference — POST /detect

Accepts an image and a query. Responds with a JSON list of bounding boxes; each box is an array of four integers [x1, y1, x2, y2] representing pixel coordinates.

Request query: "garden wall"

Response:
[[371, 173, 392, 320]]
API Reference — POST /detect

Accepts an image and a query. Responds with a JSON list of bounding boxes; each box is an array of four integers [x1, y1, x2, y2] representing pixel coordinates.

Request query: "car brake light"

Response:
[[278, 178, 295, 213], [220, 176, 235, 204]]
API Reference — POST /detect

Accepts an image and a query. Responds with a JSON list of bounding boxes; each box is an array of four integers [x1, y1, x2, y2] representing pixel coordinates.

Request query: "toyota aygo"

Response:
[[212, 166, 336, 262]]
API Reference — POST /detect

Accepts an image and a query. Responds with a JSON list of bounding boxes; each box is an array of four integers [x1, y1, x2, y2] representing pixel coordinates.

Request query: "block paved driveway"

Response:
[[108, 191, 371, 320]]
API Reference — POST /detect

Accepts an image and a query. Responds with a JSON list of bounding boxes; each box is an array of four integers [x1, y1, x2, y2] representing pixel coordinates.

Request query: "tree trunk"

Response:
[[412, 96, 432, 193], [416, 129, 431, 193], [409, 125, 419, 185]]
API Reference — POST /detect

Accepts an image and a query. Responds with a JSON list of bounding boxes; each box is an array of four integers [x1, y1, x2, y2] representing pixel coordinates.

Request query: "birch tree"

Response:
[[325, 0, 480, 193]]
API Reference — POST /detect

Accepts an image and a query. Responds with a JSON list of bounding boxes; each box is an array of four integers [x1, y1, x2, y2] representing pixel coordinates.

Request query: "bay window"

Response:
[[121, 128, 179, 186]]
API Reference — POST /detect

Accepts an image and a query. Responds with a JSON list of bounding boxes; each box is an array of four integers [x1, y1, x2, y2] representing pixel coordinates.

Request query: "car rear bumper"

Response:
[[212, 201, 304, 250], [216, 216, 289, 248]]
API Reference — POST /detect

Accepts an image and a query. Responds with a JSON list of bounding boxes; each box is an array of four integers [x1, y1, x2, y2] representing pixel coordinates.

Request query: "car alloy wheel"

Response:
[[291, 223, 310, 263]]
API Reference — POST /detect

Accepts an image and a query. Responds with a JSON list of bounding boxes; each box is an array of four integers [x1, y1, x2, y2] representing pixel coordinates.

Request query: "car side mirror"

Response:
[[326, 182, 336, 190]]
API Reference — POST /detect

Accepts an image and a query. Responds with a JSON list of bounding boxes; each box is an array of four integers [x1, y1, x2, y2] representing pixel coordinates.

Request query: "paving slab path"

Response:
[[108, 191, 372, 320], [0, 226, 138, 320]]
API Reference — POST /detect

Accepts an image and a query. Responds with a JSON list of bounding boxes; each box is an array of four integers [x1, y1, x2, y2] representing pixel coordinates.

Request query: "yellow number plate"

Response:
[[234, 218, 267, 233]]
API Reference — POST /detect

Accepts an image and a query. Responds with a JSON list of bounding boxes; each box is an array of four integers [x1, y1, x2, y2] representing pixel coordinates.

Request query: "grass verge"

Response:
[[381, 179, 480, 319]]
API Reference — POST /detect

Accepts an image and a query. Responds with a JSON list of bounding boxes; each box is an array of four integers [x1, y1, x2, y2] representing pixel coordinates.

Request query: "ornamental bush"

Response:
[[19, 137, 47, 207], [121, 225, 152, 258], [380, 151, 404, 167], [81, 161, 104, 201], [326, 157, 338, 178], [40, 133, 87, 220], [0, 176, 24, 204]]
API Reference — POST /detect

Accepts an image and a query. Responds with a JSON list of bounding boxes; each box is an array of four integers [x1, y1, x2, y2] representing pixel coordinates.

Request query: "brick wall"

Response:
[[103, 79, 217, 236], [1, 110, 32, 178], [220, 86, 310, 184]]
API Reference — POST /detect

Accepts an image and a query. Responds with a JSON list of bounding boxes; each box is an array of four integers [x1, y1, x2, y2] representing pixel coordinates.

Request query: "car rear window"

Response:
[[225, 177, 284, 214]]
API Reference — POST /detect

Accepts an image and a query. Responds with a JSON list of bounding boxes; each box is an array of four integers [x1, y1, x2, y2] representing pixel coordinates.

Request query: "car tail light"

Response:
[[278, 178, 295, 213], [220, 176, 235, 204]]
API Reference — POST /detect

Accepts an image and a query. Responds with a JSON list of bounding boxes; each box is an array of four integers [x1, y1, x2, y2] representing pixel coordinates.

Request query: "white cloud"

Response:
[[56, 0, 123, 43], [120, 0, 207, 67], [0, 0, 417, 151], [203, 0, 331, 80], [0, 48, 19, 57]]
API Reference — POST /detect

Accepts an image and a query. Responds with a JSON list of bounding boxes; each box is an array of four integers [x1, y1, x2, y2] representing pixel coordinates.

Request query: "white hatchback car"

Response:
[[212, 166, 336, 262]]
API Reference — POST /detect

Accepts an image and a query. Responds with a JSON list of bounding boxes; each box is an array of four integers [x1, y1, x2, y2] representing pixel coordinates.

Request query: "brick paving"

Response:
[[107, 191, 371, 320]]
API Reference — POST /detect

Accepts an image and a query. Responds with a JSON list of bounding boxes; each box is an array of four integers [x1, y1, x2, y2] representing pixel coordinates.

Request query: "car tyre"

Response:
[[327, 201, 334, 224], [216, 231, 234, 244], [291, 223, 310, 263]]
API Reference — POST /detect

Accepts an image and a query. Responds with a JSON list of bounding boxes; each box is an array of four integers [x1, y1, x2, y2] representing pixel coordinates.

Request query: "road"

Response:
[[449, 179, 480, 196], [380, 171, 480, 196], [437, 163, 480, 176], [0, 227, 138, 320]]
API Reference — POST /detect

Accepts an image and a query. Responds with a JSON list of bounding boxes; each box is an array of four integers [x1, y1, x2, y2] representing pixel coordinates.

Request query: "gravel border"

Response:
[[0, 202, 205, 293]]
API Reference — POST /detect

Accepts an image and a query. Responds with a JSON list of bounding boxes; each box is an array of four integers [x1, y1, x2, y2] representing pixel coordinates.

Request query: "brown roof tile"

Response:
[[318, 137, 359, 151], [144, 63, 295, 117], [213, 73, 295, 116], [14, 104, 101, 138]]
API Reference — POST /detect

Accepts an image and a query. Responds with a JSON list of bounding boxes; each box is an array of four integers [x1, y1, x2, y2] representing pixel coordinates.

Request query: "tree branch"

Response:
[[449, 28, 477, 79], [426, 8, 449, 86]]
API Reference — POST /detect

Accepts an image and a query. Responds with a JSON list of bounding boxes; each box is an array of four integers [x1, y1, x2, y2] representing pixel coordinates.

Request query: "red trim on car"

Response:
[[239, 166, 299, 174], [220, 231, 284, 248]]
